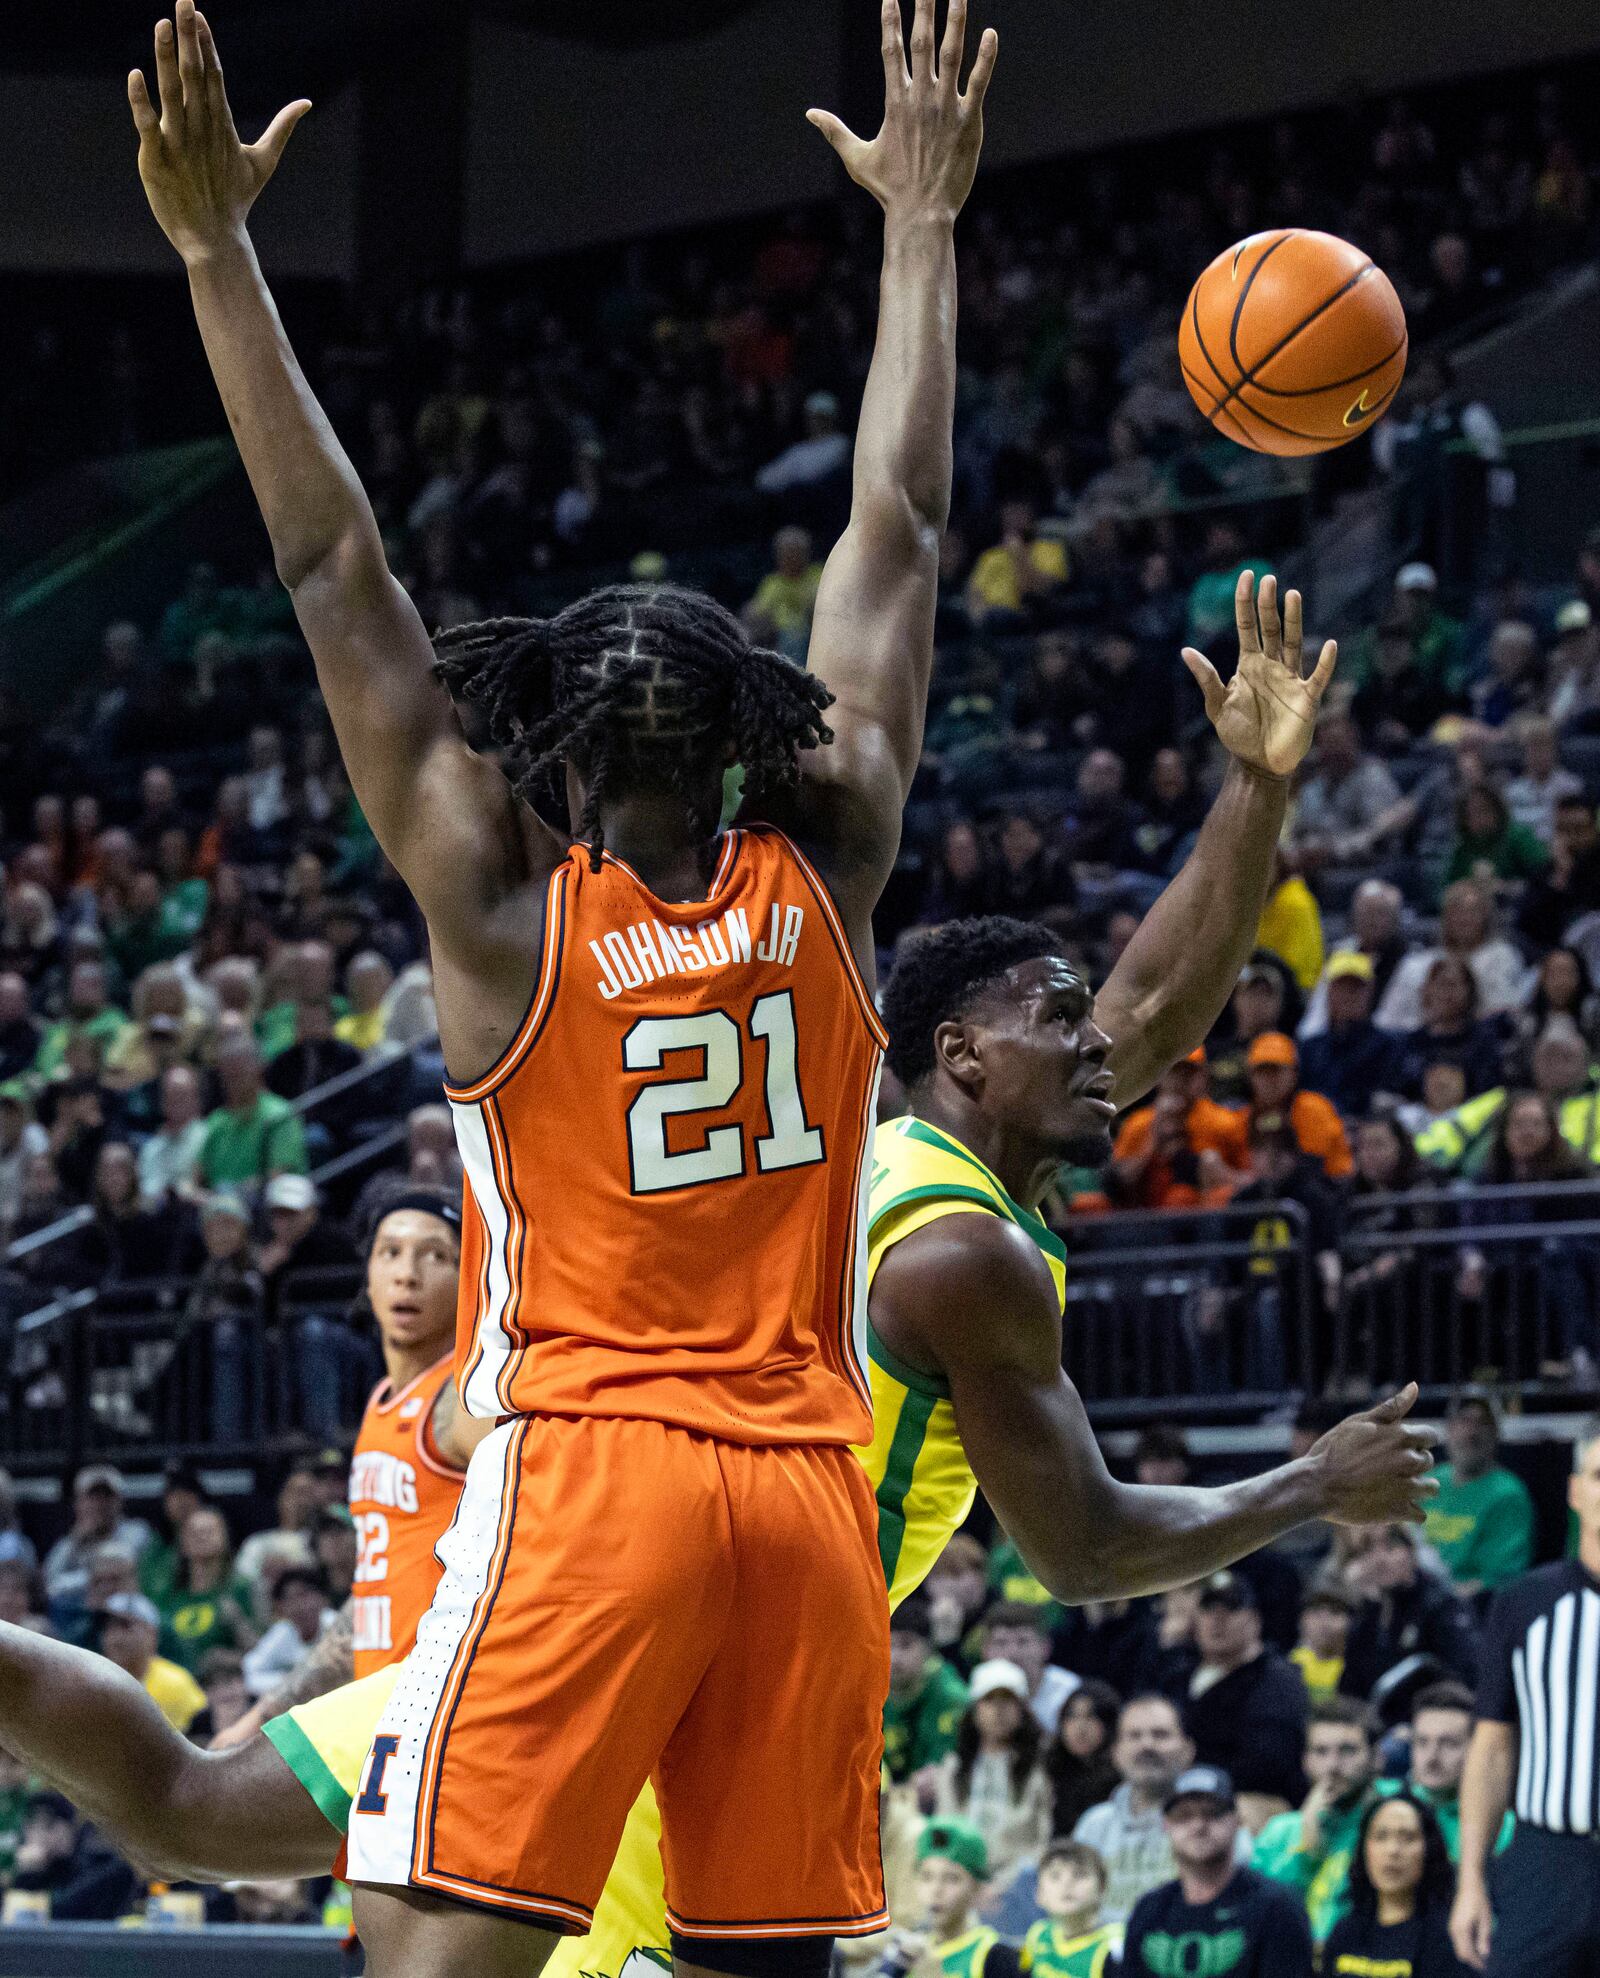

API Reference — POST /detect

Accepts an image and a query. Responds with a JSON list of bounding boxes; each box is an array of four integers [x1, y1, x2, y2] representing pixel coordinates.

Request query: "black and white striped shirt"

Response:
[[1478, 1561, 1600, 1834]]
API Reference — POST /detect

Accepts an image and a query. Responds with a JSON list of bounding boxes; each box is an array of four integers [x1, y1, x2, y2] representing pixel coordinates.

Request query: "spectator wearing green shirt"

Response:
[[0, 1745, 31, 1885], [1253, 1697, 1381, 1942], [1442, 783, 1550, 895], [885, 1594, 971, 1786], [1348, 563, 1466, 698], [1185, 521, 1268, 649], [198, 1034, 308, 1189], [1389, 1679, 1513, 1863], [1423, 1395, 1534, 1598], [154, 829, 210, 952], [150, 1506, 256, 1676], [30, 961, 131, 1086], [988, 1535, 1062, 1632]]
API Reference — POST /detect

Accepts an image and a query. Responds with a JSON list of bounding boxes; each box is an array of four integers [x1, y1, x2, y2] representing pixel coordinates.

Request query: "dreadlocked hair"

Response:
[[431, 584, 835, 869]]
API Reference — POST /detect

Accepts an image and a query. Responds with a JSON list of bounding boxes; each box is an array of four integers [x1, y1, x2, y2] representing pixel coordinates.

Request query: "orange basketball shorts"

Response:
[[345, 1414, 889, 1939]]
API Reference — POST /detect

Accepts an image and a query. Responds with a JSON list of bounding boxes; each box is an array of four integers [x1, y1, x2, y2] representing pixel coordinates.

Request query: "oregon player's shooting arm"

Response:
[[870, 1209, 1434, 1603], [128, 2, 562, 974], [1093, 572, 1338, 1108], [748, 0, 996, 942]]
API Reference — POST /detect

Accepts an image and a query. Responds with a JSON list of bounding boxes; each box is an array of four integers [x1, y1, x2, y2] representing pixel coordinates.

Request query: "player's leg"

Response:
[[0, 1621, 335, 1881], [349, 1417, 732, 1976], [356, 1884, 561, 1978], [656, 1440, 889, 1965]]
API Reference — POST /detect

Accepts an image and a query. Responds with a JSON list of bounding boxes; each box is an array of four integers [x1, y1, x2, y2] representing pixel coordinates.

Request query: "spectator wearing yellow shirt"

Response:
[[334, 951, 394, 1053], [98, 1591, 206, 1733], [1289, 1582, 1356, 1701], [967, 502, 1070, 626], [1257, 855, 1324, 992], [743, 526, 822, 660]]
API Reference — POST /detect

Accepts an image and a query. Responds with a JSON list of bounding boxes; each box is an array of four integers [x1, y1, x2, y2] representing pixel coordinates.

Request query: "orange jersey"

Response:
[[446, 825, 886, 1445], [349, 1353, 464, 1678]]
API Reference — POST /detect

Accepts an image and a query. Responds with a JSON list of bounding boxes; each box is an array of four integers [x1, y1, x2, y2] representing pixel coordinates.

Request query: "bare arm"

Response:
[[431, 1376, 499, 1469], [870, 1214, 1436, 1602], [1451, 1719, 1515, 1970], [128, 5, 552, 956], [761, 0, 995, 937], [1097, 572, 1337, 1106]]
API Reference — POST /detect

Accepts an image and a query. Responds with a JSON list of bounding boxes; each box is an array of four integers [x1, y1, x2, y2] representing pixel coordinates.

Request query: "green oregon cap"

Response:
[[916, 1817, 989, 1882]]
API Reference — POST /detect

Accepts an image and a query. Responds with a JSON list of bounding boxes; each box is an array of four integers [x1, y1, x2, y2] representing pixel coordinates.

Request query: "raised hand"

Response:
[[1182, 570, 1338, 780], [128, 0, 310, 264], [1305, 1383, 1439, 1527], [807, 0, 998, 224]]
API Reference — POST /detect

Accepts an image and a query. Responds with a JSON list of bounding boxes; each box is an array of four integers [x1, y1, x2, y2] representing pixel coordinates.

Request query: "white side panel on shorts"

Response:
[[346, 1422, 518, 1888]]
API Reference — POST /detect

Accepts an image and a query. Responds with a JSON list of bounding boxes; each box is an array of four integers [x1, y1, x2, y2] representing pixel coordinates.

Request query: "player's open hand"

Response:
[[1182, 570, 1338, 780], [128, 0, 310, 264], [808, 0, 997, 225], [1306, 1383, 1440, 1528]]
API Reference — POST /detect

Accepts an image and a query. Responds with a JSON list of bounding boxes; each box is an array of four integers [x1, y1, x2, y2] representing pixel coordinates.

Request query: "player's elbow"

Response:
[[856, 481, 945, 562], [280, 522, 385, 607]]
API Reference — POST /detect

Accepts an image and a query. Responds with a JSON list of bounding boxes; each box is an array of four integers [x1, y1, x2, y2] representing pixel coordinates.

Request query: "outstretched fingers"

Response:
[[909, 0, 936, 82], [1180, 646, 1226, 723], [1308, 637, 1339, 701], [881, 0, 909, 87], [939, 0, 968, 90], [176, 0, 205, 121], [963, 26, 999, 105], [807, 108, 865, 166], [1233, 568, 1261, 655], [128, 68, 159, 142], [153, 17, 182, 138], [193, 13, 235, 139], [1257, 573, 1283, 664]]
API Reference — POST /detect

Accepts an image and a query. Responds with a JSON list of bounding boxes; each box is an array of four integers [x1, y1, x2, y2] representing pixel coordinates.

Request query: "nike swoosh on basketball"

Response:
[[1343, 389, 1376, 425]]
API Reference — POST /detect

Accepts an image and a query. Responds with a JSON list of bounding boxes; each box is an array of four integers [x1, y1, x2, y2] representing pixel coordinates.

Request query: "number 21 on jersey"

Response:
[[624, 990, 824, 1194]]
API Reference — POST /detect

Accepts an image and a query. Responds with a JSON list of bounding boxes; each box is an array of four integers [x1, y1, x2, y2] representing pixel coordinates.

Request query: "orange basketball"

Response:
[[1178, 230, 1408, 457]]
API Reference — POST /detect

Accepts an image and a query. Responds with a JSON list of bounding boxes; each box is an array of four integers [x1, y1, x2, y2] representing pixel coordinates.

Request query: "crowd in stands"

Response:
[[869, 1400, 1539, 1974], [0, 41, 1597, 1956]]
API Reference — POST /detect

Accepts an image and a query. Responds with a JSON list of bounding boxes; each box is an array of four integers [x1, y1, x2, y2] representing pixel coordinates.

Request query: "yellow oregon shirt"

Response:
[[269, 1115, 1068, 1971]]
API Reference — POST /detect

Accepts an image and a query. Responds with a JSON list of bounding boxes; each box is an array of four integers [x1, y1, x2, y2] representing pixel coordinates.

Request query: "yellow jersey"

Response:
[[271, 1114, 1069, 1974]]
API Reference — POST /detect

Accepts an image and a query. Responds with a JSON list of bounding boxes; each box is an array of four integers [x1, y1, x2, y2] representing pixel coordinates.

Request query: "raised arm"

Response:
[[1095, 571, 1338, 1106], [871, 1213, 1435, 1603], [128, 4, 553, 965], [771, 0, 996, 934]]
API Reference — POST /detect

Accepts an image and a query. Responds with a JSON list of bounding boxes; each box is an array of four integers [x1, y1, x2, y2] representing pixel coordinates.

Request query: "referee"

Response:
[[1451, 1416, 1600, 1974]]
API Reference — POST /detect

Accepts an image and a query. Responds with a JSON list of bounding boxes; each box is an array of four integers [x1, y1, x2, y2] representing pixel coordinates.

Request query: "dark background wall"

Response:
[[2, 0, 1599, 277]]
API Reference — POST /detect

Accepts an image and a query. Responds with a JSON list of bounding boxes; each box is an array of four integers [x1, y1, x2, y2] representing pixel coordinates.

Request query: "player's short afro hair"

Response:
[[882, 917, 1068, 1087]]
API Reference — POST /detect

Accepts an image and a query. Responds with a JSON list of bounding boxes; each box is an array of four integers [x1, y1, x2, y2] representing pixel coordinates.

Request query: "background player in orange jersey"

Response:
[[127, 2, 998, 1972], [216, 1183, 490, 1752]]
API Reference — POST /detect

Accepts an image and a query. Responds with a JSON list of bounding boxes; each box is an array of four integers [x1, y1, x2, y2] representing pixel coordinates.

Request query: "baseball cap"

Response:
[[1164, 1765, 1236, 1814], [74, 1465, 125, 1497], [1325, 951, 1375, 984], [264, 1173, 317, 1212], [968, 1658, 1031, 1704], [1303, 1577, 1358, 1615], [1237, 962, 1279, 989], [101, 1591, 160, 1629], [917, 1818, 989, 1882], [1556, 599, 1593, 636], [201, 1190, 250, 1225], [145, 1012, 182, 1037], [1395, 562, 1438, 593], [1197, 1569, 1258, 1611], [1247, 1031, 1298, 1069]]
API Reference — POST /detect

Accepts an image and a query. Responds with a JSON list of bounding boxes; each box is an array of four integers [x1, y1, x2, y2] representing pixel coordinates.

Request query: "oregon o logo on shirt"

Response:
[[1140, 1929, 1247, 1977]]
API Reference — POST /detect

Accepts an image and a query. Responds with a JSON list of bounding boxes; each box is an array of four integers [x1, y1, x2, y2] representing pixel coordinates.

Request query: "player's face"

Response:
[[975, 960, 1115, 1163], [367, 1212, 460, 1353]]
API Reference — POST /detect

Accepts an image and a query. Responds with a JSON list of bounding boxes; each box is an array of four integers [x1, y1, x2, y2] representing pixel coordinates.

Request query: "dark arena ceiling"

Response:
[[8, 2, 763, 88]]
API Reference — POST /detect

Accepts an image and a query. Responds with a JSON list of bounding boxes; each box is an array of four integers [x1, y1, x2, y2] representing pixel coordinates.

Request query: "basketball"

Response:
[[1178, 229, 1408, 457]]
